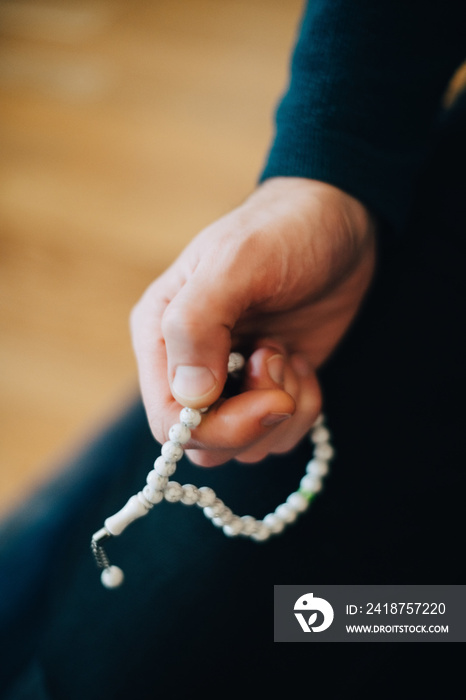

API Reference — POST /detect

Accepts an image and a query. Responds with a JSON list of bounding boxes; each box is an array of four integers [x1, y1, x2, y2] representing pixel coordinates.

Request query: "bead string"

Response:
[[91, 353, 334, 589]]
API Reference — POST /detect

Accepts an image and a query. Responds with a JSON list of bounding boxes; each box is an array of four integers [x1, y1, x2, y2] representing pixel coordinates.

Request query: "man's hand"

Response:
[[130, 177, 376, 466]]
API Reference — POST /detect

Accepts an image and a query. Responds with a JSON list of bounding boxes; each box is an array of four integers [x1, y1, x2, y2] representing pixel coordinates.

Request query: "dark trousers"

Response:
[[2, 95, 465, 699]]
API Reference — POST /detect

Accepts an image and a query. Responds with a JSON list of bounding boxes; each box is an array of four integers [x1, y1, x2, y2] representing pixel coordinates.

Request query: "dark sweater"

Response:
[[260, 0, 465, 233]]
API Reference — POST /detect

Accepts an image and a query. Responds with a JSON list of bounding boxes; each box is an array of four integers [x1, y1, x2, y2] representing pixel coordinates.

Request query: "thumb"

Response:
[[161, 267, 247, 409]]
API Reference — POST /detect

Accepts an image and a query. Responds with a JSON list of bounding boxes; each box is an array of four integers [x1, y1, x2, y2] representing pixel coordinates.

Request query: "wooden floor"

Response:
[[0, 0, 304, 515]]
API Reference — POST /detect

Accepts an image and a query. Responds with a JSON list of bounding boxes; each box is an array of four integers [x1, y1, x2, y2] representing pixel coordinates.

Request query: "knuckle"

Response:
[[161, 304, 200, 341]]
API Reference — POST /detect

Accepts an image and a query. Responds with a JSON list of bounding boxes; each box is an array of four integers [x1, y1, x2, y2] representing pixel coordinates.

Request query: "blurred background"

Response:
[[0, 0, 304, 516]]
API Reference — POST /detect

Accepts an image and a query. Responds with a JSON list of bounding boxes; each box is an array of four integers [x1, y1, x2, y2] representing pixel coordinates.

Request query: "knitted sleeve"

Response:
[[259, 0, 465, 233]]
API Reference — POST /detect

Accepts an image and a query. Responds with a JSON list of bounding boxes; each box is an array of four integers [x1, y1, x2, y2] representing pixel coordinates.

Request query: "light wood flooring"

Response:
[[0, 0, 304, 515]]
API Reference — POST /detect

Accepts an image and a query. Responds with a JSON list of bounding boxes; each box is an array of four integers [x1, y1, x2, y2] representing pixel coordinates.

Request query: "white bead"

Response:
[[169, 423, 191, 444], [153, 456, 177, 477], [137, 491, 153, 510], [212, 507, 233, 527], [179, 407, 202, 429], [161, 441, 184, 463], [286, 492, 309, 513], [311, 425, 331, 443], [204, 498, 226, 519], [240, 515, 259, 536], [222, 516, 244, 537], [221, 507, 234, 523], [313, 443, 334, 461], [199, 407, 209, 413], [275, 503, 298, 523], [312, 413, 325, 427], [147, 469, 169, 490], [180, 484, 199, 505], [227, 352, 245, 373], [196, 486, 217, 507], [101, 566, 124, 589], [251, 524, 272, 541], [104, 495, 149, 536], [262, 513, 285, 534], [164, 481, 184, 503], [306, 458, 329, 477], [300, 473, 322, 493], [143, 484, 164, 504]]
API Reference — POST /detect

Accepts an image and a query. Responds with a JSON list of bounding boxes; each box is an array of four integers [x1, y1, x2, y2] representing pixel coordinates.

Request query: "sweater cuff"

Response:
[[258, 121, 429, 235]]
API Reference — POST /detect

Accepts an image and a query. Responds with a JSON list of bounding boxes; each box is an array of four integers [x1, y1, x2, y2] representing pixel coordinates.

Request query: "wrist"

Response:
[[248, 176, 376, 292]]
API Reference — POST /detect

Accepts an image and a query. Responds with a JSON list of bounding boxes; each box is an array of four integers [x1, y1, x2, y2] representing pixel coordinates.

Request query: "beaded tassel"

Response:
[[91, 352, 334, 588]]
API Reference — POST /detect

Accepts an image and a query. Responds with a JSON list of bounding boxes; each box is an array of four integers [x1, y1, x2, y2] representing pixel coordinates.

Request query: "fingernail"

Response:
[[291, 353, 311, 378], [261, 412, 292, 427], [172, 366, 217, 401], [266, 354, 285, 385]]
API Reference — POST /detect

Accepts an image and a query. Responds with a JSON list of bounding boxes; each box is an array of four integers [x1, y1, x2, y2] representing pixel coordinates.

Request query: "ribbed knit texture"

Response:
[[259, 0, 465, 233]]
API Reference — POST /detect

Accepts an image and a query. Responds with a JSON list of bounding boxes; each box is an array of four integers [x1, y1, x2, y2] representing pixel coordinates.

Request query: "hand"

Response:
[[130, 177, 376, 466]]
